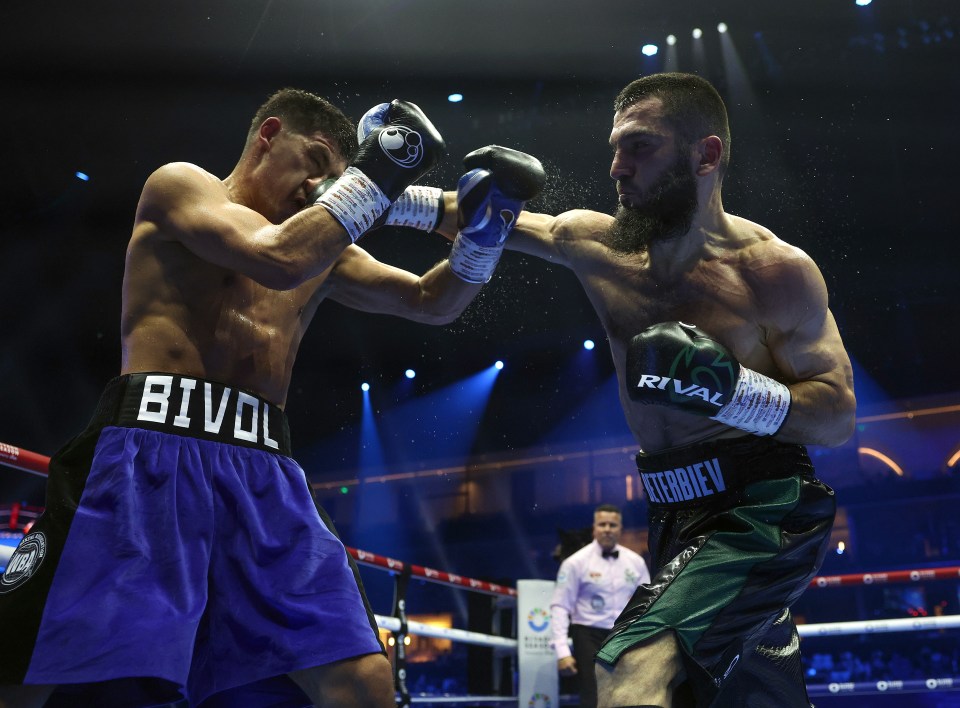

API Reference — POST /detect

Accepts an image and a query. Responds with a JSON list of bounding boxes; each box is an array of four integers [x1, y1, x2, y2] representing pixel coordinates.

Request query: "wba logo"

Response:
[[0, 532, 46, 593], [634, 374, 724, 406]]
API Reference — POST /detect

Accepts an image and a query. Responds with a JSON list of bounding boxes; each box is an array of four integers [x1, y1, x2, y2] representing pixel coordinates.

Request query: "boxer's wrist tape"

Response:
[[317, 167, 391, 242], [711, 365, 791, 436], [384, 186, 443, 231], [448, 233, 504, 284]]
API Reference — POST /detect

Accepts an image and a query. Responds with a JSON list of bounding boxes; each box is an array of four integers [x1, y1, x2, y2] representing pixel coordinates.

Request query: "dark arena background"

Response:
[[2, 1, 959, 706]]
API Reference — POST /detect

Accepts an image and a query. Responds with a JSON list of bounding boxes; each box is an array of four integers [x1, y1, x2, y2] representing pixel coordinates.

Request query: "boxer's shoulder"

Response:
[[551, 209, 615, 257], [143, 162, 220, 199], [136, 162, 225, 229], [556, 209, 614, 237]]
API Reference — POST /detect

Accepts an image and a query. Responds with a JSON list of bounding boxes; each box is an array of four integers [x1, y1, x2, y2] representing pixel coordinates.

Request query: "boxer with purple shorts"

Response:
[[0, 373, 384, 705], [0, 88, 543, 707]]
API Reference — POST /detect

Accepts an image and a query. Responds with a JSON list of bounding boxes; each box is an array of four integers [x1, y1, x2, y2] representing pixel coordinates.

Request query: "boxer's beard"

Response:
[[606, 153, 698, 254]]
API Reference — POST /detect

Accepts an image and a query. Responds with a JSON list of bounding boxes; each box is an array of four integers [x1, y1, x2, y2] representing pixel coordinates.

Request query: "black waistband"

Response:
[[636, 436, 812, 508], [90, 373, 291, 455]]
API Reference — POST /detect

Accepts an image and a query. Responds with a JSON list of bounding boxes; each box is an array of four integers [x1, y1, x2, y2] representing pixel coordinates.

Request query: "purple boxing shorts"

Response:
[[0, 373, 383, 706]]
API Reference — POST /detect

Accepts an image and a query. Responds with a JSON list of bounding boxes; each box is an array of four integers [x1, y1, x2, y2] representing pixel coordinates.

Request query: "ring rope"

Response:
[[798, 614, 960, 637], [375, 615, 517, 649], [808, 678, 960, 697], [350, 548, 516, 597], [3, 440, 960, 650], [809, 567, 960, 588], [0, 441, 516, 597]]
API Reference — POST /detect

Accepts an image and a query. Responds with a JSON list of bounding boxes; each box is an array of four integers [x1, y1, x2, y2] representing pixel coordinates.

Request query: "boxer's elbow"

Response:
[[815, 390, 858, 447], [415, 294, 473, 325], [415, 303, 464, 326], [254, 260, 309, 291], [254, 246, 337, 290], [410, 277, 478, 324], [251, 226, 343, 290]]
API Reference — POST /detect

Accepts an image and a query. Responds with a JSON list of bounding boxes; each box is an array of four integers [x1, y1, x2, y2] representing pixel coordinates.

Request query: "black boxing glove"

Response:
[[462, 145, 546, 201], [447, 146, 546, 283], [316, 100, 446, 241], [626, 321, 792, 436]]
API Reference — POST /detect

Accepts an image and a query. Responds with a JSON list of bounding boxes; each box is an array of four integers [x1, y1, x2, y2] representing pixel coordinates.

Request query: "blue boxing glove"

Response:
[[448, 145, 545, 283], [315, 99, 445, 242], [626, 321, 792, 436]]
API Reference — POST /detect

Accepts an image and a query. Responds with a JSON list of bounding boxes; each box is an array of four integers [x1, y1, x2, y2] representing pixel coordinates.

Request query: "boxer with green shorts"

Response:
[[444, 72, 858, 706]]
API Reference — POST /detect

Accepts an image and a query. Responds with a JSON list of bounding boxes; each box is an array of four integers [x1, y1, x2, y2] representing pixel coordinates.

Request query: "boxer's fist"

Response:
[[447, 146, 545, 281], [462, 145, 545, 202], [626, 322, 738, 414], [626, 321, 791, 435], [459, 145, 545, 241], [354, 100, 446, 201], [456, 168, 519, 246], [316, 100, 445, 241]]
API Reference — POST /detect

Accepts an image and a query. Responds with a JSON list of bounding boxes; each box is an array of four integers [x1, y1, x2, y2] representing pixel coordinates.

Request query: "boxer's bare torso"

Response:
[[122, 153, 472, 409], [121, 161, 340, 407], [509, 208, 853, 452], [121, 172, 327, 407]]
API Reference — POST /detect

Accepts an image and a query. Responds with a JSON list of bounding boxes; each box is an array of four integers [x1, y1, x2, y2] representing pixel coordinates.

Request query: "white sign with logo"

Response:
[[517, 579, 558, 708]]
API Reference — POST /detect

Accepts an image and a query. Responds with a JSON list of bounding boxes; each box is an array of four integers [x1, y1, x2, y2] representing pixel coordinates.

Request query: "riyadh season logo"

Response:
[[527, 608, 550, 632], [528, 693, 551, 708]]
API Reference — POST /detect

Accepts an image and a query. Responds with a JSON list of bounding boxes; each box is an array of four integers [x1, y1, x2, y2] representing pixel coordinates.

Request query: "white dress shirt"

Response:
[[550, 539, 650, 660]]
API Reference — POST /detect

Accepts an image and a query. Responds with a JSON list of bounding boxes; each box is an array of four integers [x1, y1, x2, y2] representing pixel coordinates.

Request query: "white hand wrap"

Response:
[[448, 234, 504, 284], [711, 366, 791, 436], [317, 167, 392, 242], [383, 186, 443, 231]]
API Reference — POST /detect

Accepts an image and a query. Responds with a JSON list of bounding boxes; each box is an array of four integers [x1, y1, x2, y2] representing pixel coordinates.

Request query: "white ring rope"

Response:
[[375, 615, 517, 649], [798, 614, 960, 637]]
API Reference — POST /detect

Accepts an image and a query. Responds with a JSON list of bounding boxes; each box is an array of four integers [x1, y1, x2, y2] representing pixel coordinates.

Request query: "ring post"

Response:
[[517, 579, 558, 707], [392, 562, 412, 707]]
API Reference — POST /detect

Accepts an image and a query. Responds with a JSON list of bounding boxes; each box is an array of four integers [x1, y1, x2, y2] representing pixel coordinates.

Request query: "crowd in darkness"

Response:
[[803, 639, 960, 683]]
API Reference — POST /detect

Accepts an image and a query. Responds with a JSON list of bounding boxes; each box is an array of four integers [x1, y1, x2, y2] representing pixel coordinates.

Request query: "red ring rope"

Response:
[[1, 440, 957, 595], [0, 441, 516, 596]]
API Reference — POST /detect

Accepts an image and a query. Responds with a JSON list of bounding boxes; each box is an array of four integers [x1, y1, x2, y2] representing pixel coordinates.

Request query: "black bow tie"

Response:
[[602, 549, 619, 559]]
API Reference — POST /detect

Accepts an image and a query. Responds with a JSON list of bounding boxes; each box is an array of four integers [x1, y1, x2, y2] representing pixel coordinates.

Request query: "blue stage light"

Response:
[[641, 44, 658, 56], [855, 0, 872, 5], [583, 339, 595, 350], [494, 360, 504, 370], [448, 93, 464, 103], [405, 369, 416, 379], [361, 382, 370, 392], [75, 171, 90, 181]]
